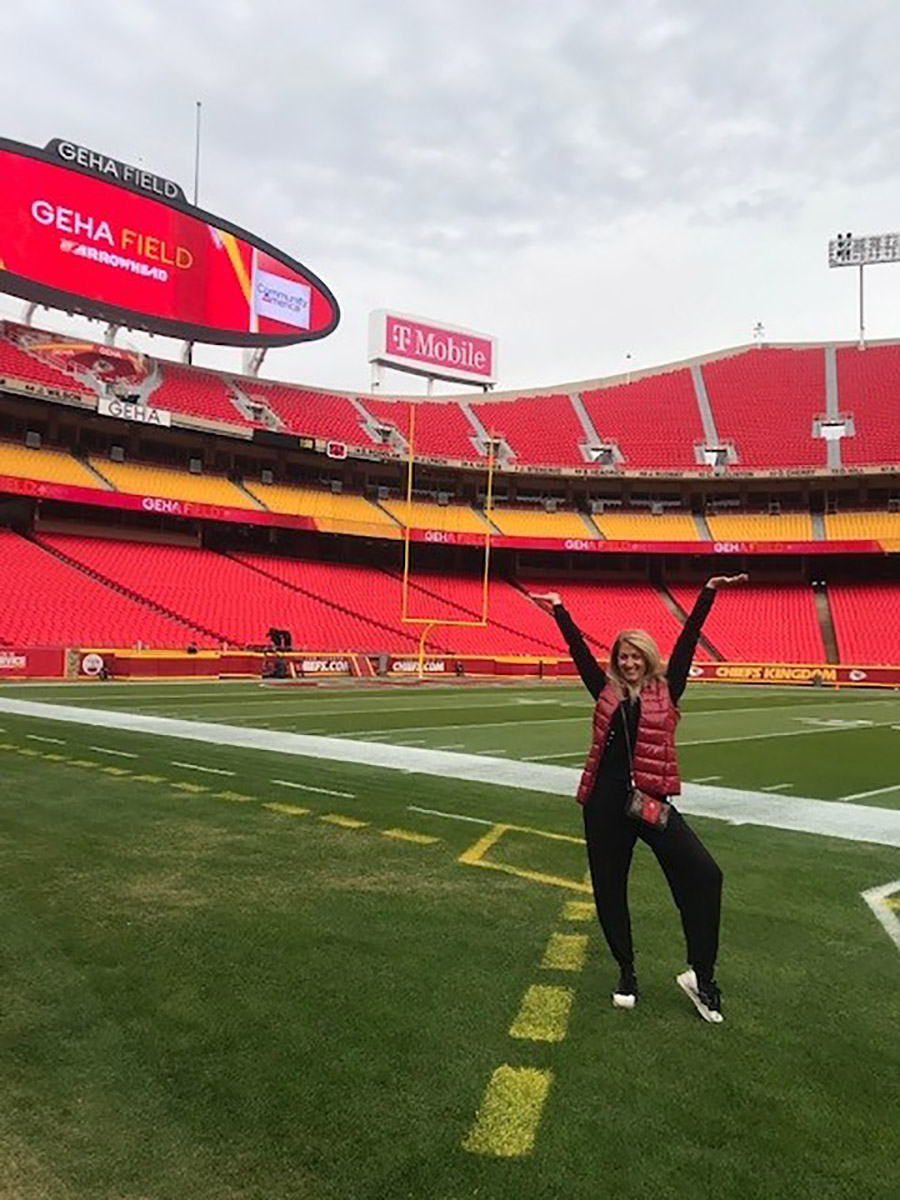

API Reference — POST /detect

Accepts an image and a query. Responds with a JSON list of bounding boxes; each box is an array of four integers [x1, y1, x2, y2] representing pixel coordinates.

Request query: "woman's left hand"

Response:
[[706, 573, 749, 589]]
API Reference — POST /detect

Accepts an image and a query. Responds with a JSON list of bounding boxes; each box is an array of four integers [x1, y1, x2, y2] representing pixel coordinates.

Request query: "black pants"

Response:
[[583, 781, 723, 980]]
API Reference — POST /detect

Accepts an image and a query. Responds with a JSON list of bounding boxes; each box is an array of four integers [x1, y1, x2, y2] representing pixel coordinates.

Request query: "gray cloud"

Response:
[[2, 0, 899, 388]]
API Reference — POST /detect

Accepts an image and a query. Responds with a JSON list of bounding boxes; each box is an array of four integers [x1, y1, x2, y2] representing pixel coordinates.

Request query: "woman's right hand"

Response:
[[530, 591, 562, 614]]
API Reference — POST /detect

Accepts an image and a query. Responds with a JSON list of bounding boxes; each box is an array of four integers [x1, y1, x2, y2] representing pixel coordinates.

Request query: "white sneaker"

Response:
[[612, 970, 638, 1009], [676, 969, 724, 1024]]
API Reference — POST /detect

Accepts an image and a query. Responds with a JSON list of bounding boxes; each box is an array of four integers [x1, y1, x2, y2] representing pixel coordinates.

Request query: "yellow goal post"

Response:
[[400, 401, 498, 678]]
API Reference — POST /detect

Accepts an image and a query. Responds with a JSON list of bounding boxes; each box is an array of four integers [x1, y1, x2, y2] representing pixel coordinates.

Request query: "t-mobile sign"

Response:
[[369, 309, 496, 386]]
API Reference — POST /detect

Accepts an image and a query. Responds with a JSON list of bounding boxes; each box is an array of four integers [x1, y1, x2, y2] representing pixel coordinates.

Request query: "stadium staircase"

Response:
[[656, 584, 724, 660], [812, 582, 840, 664]]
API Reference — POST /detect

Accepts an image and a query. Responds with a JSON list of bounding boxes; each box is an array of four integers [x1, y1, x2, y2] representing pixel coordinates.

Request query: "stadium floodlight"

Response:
[[828, 230, 900, 349]]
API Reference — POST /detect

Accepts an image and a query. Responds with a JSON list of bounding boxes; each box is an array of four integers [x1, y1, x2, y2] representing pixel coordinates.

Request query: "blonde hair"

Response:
[[609, 629, 664, 699]]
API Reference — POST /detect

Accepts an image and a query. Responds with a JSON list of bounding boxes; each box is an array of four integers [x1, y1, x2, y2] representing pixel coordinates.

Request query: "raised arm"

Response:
[[530, 592, 606, 699], [667, 574, 748, 703]]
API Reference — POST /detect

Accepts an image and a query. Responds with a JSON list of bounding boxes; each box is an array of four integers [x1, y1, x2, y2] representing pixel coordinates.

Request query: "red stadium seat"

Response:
[[0, 530, 204, 648], [827, 583, 900, 665], [702, 348, 826, 469], [472, 394, 585, 466], [242, 383, 371, 446], [669, 583, 825, 663], [581, 370, 704, 469], [0, 324, 95, 396], [835, 345, 900, 466], [362, 397, 481, 461], [146, 363, 243, 425]]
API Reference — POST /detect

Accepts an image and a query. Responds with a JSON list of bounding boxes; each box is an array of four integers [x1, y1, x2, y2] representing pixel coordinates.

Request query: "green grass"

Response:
[[1, 680, 899, 1198]]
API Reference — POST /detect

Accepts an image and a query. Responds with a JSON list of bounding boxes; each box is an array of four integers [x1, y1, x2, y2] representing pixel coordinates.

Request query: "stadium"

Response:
[[2, 82, 900, 1200]]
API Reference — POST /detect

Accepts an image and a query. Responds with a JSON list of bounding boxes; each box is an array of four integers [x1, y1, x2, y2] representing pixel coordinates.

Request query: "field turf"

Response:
[[1, 679, 899, 1199]]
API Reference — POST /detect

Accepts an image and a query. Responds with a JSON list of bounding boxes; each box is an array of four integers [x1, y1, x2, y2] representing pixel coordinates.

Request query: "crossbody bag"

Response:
[[620, 699, 671, 830]]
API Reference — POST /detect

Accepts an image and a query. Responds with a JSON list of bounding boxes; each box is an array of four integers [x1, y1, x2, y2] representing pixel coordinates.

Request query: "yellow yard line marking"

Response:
[[68, 759, 99, 768], [100, 766, 132, 776], [16, 747, 41, 756], [462, 1066, 553, 1158], [132, 774, 167, 783], [457, 822, 510, 863], [541, 933, 588, 972], [42, 753, 68, 762], [210, 790, 256, 803], [263, 802, 311, 817], [170, 781, 210, 794], [458, 823, 591, 894], [509, 985, 574, 1043], [380, 828, 440, 845], [562, 899, 595, 921], [319, 814, 368, 829]]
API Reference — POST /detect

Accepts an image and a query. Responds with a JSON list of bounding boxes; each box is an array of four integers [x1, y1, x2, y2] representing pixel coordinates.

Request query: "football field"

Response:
[[1, 679, 899, 1199]]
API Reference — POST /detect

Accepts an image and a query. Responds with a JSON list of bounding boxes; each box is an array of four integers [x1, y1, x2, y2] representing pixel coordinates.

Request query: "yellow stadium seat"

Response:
[[246, 483, 398, 535], [824, 511, 900, 541], [488, 508, 598, 538], [380, 498, 491, 534], [91, 459, 256, 508], [594, 512, 700, 541], [0, 442, 101, 489], [706, 513, 813, 541]]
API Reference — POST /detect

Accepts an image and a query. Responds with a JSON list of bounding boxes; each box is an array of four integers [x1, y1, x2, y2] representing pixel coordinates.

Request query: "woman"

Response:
[[531, 575, 747, 1024]]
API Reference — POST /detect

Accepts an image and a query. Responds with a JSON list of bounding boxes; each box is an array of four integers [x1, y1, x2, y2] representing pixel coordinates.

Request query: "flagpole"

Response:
[[193, 100, 202, 206]]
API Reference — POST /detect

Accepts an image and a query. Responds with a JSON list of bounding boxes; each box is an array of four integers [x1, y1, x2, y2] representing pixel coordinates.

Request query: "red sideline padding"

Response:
[[3, 649, 899, 688]]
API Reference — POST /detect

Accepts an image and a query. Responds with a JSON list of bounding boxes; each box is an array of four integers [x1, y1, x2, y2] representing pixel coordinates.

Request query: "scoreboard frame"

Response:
[[0, 136, 340, 348]]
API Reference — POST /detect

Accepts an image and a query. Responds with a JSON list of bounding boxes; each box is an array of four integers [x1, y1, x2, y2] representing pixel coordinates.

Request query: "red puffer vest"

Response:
[[575, 677, 681, 805]]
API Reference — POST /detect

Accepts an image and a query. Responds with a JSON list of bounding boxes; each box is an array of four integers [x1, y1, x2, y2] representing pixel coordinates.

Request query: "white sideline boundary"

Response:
[[1, 698, 900, 848]]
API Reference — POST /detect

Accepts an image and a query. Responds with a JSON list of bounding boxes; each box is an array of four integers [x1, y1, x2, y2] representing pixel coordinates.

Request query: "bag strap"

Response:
[[619, 696, 636, 789]]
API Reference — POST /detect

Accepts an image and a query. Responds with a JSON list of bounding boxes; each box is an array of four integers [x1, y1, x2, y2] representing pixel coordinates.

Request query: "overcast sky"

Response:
[[3, 0, 900, 394]]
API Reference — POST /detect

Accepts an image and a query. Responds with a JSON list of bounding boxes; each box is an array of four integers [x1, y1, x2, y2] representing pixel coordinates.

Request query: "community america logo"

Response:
[[254, 268, 311, 329]]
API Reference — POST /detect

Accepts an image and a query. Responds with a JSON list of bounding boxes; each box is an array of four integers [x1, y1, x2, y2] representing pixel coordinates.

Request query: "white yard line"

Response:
[[26, 734, 66, 744], [684, 697, 900, 718], [840, 783, 900, 802], [760, 783, 795, 792], [89, 746, 138, 758], [333, 715, 583, 737], [135, 696, 559, 718], [3, 697, 900, 847], [407, 805, 494, 826], [271, 779, 356, 799], [690, 775, 722, 783], [523, 751, 585, 762], [681, 720, 900, 747], [170, 761, 236, 776]]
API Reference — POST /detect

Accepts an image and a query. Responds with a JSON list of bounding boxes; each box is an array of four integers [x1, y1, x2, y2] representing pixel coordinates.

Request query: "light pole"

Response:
[[828, 230, 900, 349]]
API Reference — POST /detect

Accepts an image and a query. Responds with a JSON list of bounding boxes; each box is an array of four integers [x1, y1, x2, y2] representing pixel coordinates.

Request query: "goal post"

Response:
[[400, 401, 497, 677]]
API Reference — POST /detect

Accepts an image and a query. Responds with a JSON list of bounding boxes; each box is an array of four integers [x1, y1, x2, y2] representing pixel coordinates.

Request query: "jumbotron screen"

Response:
[[0, 138, 340, 347]]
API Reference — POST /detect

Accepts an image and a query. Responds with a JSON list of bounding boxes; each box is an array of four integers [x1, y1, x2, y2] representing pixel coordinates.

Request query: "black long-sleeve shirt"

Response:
[[554, 586, 716, 784]]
